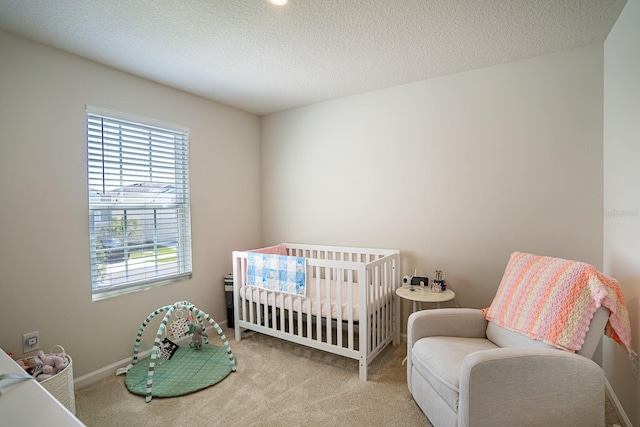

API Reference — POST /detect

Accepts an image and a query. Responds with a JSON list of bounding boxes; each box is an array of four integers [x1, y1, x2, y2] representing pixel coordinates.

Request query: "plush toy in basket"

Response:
[[32, 347, 70, 382], [16, 345, 70, 382]]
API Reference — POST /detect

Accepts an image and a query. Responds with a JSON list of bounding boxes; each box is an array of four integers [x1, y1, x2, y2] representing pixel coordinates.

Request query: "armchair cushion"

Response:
[[486, 322, 556, 350], [486, 306, 610, 359], [412, 336, 497, 411]]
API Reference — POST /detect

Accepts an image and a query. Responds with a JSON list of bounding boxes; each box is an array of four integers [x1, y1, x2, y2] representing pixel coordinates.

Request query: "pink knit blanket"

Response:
[[483, 252, 632, 357]]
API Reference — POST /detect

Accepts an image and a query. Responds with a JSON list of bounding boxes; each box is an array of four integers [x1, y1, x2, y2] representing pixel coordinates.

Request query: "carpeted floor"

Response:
[[75, 329, 622, 427]]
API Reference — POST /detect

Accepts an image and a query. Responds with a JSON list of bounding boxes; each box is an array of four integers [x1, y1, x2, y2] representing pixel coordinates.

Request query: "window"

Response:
[[87, 106, 192, 299]]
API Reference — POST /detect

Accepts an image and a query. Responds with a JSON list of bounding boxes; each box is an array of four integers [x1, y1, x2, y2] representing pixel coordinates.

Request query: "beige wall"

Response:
[[604, 0, 640, 425], [261, 44, 605, 317], [0, 31, 262, 377]]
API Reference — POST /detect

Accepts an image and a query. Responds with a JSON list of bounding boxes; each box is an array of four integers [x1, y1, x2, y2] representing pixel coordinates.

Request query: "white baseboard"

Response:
[[73, 320, 228, 390], [73, 355, 133, 390], [605, 377, 632, 427]]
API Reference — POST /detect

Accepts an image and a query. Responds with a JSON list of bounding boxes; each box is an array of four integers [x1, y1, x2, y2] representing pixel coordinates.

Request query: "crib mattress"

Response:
[[239, 279, 390, 322]]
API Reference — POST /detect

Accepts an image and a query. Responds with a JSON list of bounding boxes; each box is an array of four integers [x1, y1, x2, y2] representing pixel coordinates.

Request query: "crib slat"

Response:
[[296, 295, 302, 338], [336, 271, 343, 348], [358, 262, 368, 381], [386, 261, 393, 338], [306, 292, 312, 339], [249, 291, 254, 325], [287, 295, 293, 334], [262, 289, 267, 326], [381, 263, 388, 339], [315, 268, 322, 343], [325, 266, 332, 345], [375, 264, 382, 351], [347, 268, 354, 350], [277, 292, 283, 332], [250, 287, 257, 326]]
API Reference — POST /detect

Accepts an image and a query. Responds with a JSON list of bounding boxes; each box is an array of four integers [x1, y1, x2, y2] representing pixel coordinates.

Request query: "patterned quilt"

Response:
[[247, 252, 307, 296]]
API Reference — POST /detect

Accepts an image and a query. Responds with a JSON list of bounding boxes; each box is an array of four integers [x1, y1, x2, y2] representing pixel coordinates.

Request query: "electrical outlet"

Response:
[[23, 331, 39, 353], [632, 349, 638, 379]]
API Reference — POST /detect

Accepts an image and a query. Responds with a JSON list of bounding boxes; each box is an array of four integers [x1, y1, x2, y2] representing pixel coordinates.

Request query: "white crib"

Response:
[[232, 243, 400, 381]]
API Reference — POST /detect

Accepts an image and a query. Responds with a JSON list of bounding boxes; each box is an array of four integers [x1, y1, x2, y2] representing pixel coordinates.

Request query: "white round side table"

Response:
[[396, 286, 456, 312]]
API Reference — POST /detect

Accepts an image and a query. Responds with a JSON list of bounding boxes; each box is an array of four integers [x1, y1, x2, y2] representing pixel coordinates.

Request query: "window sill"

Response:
[[91, 274, 192, 301]]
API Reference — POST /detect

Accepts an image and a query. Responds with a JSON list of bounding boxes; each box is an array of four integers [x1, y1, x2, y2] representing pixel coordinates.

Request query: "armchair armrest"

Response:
[[406, 308, 488, 391], [458, 348, 604, 427], [408, 308, 488, 347]]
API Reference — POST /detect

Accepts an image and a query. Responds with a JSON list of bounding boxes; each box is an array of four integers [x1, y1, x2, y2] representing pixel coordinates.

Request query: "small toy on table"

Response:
[[432, 270, 446, 292]]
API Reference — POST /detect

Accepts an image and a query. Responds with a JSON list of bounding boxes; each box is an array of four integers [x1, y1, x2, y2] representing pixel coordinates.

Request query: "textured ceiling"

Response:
[[0, 0, 627, 115]]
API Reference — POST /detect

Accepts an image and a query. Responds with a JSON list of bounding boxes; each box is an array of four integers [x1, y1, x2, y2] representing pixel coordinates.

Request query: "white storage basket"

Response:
[[36, 345, 76, 414]]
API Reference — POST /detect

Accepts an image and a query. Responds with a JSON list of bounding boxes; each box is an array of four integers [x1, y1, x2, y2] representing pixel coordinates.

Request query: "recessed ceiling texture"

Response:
[[0, 0, 627, 115]]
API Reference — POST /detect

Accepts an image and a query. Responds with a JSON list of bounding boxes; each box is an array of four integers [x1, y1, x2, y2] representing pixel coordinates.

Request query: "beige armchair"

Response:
[[406, 251, 632, 427], [407, 306, 608, 427]]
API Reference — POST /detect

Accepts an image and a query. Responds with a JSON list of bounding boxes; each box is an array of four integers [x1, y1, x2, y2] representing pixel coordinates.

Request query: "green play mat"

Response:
[[125, 344, 233, 398]]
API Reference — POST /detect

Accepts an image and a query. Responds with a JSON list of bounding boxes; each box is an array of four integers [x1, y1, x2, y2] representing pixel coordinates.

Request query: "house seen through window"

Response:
[[87, 106, 192, 299]]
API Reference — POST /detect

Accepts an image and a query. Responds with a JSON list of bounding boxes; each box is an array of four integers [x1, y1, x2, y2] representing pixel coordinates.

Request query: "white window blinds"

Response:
[[87, 106, 192, 297]]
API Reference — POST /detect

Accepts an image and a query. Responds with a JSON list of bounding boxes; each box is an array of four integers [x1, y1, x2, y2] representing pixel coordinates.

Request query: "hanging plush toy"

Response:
[[190, 326, 207, 350]]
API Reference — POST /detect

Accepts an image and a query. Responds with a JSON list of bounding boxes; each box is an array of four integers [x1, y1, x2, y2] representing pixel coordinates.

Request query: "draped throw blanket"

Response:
[[247, 252, 307, 297], [483, 252, 632, 358]]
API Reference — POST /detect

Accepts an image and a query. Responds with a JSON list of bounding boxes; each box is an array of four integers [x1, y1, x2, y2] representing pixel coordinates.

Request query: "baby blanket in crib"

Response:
[[482, 251, 632, 358], [247, 252, 307, 297]]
